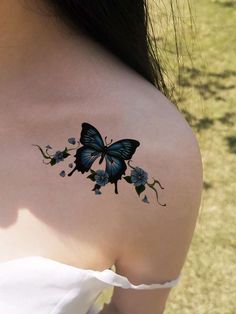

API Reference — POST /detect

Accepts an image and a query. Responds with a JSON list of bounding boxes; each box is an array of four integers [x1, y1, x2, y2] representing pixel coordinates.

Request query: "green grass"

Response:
[[165, 1, 236, 313], [97, 1, 236, 313]]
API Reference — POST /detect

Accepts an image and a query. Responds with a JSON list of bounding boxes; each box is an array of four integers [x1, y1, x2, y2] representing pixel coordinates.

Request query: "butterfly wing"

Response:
[[106, 139, 140, 160], [105, 154, 127, 183], [80, 122, 105, 152], [73, 146, 102, 174], [105, 139, 140, 193], [67, 122, 104, 176]]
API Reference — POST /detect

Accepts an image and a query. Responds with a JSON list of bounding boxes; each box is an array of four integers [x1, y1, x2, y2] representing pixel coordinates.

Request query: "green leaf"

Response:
[[135, 184, 146, 196], [87, 173, 96, 181], [63, 151, 70, 158], [50, 158, 57, 166], [123, 176, 132, 183]]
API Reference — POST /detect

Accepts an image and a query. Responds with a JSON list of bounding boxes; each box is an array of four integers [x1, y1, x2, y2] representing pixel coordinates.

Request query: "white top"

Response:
[[0, 255, 181, 314]]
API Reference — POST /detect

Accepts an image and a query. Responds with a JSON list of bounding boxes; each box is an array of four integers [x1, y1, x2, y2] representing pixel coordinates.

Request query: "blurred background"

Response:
[[98, 1, 236, 313], [157, 1, 236, 313]]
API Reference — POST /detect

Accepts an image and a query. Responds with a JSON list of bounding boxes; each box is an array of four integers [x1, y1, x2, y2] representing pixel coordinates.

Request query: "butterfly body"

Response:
[[98, 146, 109, 165], [67, 122, 140, 194]]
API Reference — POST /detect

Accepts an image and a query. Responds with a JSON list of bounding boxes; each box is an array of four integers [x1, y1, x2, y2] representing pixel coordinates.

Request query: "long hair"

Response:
[[41, 0, 195, 107]]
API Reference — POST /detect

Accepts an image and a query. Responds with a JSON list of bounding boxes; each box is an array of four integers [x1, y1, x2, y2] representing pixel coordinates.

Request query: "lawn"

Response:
[[98, 1, 236, 313], [161, 1, 236, 313]]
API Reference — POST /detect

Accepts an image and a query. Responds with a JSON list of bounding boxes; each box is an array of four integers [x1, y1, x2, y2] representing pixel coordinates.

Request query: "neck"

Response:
[[0, 1, 63, 77], [0, 0, 119, 105]]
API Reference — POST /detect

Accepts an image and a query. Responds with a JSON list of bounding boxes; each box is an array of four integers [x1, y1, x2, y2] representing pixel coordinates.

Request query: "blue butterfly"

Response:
[[67, 122, 140, 194]]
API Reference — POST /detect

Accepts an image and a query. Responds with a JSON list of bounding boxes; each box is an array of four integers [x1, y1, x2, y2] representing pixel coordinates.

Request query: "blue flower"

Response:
[[130, 167, 148, 186], [68, 137, 76, 145], [54, 150, 64, 163], [94, 170, 109, 186], [142, 195, 150, 203]]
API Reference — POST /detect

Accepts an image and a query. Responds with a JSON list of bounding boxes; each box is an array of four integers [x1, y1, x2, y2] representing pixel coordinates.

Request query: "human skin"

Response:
[[0, 1, 203, 313]]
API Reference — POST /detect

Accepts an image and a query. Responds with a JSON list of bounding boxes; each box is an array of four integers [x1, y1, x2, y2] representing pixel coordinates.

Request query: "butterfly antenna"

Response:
[[105, 136, 113, 146]]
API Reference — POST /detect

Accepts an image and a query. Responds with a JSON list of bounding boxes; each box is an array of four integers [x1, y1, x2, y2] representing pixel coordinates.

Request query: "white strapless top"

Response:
[[0, 255, 181, 314]]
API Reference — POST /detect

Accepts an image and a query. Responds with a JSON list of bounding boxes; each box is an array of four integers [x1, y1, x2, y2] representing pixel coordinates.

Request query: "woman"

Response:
[[0, 1, 203, 314]]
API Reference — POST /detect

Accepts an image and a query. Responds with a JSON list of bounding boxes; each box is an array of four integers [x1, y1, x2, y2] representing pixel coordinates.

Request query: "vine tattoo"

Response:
[[32, 122, 166, 206]]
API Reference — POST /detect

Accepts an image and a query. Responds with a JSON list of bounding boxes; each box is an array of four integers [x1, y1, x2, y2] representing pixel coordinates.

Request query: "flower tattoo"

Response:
[[32, 122, 166, 206]]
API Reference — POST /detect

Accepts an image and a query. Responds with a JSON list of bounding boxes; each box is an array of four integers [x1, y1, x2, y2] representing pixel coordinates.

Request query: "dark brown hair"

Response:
[[44, 1, 170, 98], [42, 1, 194, 106]]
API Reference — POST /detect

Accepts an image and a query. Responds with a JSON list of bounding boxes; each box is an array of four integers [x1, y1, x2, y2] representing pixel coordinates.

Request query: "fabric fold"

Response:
[[89, 268, 181, 290]]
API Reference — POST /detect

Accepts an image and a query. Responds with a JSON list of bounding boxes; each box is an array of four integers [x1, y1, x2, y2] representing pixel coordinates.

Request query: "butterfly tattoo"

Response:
[[32, 122, 166, 206], [67, 122, 140, 194]]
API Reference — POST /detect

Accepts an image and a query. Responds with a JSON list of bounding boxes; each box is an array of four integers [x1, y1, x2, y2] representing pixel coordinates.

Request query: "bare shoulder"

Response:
[[106, 86, 203, 313], [114, 85, 203, 264]]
